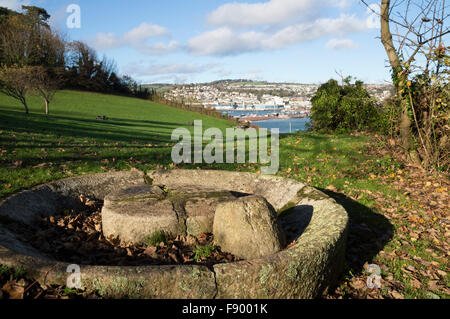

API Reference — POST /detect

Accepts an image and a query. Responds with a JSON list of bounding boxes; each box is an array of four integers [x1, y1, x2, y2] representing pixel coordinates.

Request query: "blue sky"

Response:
[[1, 0, 392, 84]]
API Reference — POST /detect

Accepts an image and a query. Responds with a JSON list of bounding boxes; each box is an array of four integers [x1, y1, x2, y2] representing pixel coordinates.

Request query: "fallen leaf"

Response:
[[390, 290, 404, 299], [436, 269, 447, 277], [428, 280, 441, 291], [144, 246, 157, 257], [326, 185, 338, 192], [410, 278, 422, 289], [2, 280, 25, 299], [168, 252, 179, 263]]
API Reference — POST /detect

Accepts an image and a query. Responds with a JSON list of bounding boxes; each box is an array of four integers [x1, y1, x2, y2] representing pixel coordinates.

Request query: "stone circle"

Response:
[[0, 169, 349, 299]]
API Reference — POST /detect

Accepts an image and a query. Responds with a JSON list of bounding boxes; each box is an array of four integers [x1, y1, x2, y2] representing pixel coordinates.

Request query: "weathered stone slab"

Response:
[[102, 185, 181, 244], [182, 189, 237, 236], [102, 185, 238, 242], [214, 195, 286, 260], [148, 169, 306, 211]]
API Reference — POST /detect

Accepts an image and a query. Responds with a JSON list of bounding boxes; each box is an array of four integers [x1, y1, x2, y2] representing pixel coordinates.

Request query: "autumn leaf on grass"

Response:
[[390, 290, 404, 299], [326, 185, 338, 193]]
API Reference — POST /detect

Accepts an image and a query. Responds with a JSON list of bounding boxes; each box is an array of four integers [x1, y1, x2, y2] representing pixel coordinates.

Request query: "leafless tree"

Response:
[[0, 66, 35, 114], [362, 0, 449, 169], [31, 66, 60, 115]]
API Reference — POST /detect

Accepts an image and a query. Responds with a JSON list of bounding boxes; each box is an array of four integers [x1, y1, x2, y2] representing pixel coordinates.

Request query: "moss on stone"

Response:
[[89, 276, 146, 299], [297, 187, 329, 201], [259, 264, 274, 285], [286, 261, 300, 281], [110, 195, 165, 203], [143, 175, 153, 185], [277, 201, 297, 215]]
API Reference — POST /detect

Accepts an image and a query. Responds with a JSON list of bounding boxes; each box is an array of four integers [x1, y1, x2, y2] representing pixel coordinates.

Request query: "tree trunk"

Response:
[[22, 99, 29, 114], [399, 103, 412, 151], [380, 0, 416, 157], [44, 98, 49, 115], [380, 0, 401, 71]]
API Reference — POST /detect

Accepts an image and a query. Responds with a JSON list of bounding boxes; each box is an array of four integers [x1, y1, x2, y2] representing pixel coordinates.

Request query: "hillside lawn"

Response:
[[0, 90, 448, 299]]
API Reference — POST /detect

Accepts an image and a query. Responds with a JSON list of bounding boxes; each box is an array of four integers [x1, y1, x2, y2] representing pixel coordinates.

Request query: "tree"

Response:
[[66, 41, 100, 90], [363, 0, 449, 169], [310, 78, 379, 131], [32, 66, 59, 114], [0, 66, 34, 114], [0, 5, 65, 68]]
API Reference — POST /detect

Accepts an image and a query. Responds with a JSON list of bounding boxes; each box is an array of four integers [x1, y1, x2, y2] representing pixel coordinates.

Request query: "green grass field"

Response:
[[0, 90, 448, 299], [0, 90, 235, 198]]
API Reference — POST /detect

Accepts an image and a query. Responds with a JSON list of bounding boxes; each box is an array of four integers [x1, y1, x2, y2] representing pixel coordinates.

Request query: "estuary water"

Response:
[[252, 118, 311, 134], [220, 110, 311, 134]]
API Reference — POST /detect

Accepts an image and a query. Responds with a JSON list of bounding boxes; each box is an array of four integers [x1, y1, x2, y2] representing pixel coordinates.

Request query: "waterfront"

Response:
[[221, 109, 285, 117], [252, 118, 311, 134]]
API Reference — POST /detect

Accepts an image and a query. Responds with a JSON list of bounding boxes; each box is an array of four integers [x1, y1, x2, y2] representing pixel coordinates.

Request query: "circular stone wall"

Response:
[[0, 169, 348, 299]]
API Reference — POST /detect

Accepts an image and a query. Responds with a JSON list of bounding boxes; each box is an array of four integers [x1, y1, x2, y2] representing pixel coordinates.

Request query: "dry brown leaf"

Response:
[[436, 269, 447, 277], [168, 252, 179, 263], [390, 290, 404, 299], [428, 280, 441, 291], [410, 278, 422, 289], [144, 246, 157, 257], [326, 185, 338, 192], [2, 280, 26, 299]]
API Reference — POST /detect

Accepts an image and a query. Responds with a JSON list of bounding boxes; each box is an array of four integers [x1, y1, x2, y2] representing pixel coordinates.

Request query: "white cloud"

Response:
[[122, 23, 170, 43], [188, 15, 368, 56], [123, 62, 221, 77], [133, 40, 180, 55], [0, 0, 28, 11], [90, 23, 178, 55], [207, 0, 351, 29], [326, 38, 359, 50], [123, 62, 224, 84], [188, 27, 265, 56]]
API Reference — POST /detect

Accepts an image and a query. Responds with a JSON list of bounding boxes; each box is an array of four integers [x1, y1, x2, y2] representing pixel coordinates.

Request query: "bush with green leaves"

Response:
[[310, 79, 380, 132]]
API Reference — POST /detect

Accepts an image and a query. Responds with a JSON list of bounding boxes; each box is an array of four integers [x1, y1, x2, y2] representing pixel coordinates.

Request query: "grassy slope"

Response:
[[0, 90, 233, 198], [0, 91, 448, 299]]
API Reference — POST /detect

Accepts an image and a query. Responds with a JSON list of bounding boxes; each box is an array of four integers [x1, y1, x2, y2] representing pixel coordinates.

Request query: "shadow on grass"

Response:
[[319, 189, 394, 283], [0, 109, 178, 146]]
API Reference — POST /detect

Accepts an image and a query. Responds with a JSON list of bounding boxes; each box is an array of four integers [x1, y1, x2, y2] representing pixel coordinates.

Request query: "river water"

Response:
[[252, 118, 310, 134], [221, 110, 311, 134]]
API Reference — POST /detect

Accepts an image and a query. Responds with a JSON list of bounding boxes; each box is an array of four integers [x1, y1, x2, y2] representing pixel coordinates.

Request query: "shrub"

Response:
[[310, 79, 380, 132]]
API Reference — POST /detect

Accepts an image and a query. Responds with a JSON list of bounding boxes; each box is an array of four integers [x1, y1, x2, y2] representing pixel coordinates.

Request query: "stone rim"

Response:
[[0, 169, 348, 299]]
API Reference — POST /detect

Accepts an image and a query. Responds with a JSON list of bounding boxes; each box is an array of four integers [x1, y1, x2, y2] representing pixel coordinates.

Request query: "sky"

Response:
[[0, 0, 393, 84]]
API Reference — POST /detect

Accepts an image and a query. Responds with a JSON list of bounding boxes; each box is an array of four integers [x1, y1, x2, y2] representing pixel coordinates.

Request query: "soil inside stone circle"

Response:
[[4, 195, 241, 267]]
